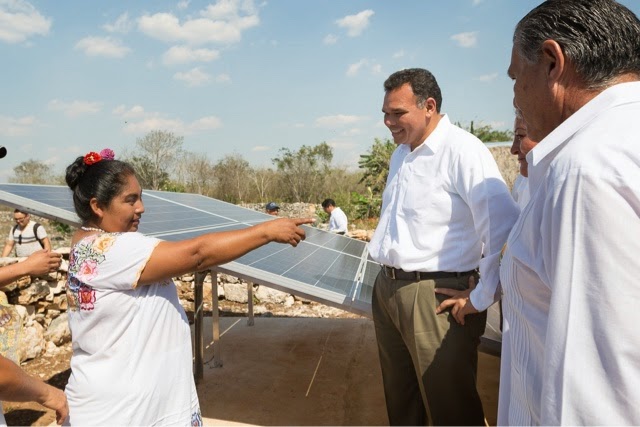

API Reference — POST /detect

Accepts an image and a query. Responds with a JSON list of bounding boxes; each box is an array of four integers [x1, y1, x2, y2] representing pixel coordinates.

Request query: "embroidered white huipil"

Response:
[[64, 232, 201, 426], [498, 82, 640, 425]]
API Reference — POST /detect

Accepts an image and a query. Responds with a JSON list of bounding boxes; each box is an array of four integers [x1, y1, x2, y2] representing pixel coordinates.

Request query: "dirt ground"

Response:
[[1, 300, 365, 426]]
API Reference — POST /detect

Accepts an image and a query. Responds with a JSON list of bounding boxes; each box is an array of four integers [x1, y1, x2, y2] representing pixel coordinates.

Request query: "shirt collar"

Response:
[[527, 81, 640, 167], [409, 113, 451, 156]]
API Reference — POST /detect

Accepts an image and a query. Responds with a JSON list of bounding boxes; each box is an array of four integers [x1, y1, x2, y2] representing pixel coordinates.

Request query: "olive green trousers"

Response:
[[372, 270, 487, 426]]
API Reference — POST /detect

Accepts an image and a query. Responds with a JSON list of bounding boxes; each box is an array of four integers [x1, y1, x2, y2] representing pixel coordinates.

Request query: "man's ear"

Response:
[[424, 97, 438, 116], [89, 198, 104, 219], [540, 39, 565, 88]]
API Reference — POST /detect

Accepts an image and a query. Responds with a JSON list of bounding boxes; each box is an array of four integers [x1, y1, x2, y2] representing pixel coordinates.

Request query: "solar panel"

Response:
[[0, 183, 501, 353], [0, 183, 376, 315]]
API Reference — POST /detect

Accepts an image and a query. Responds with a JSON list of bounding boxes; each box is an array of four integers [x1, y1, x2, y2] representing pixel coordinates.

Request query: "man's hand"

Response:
[[434, 275, 479, 325], [22, 250, 62, 276]]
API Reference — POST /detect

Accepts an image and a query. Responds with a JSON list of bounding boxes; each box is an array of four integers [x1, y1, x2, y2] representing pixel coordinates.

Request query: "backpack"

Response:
[[12, 222, 45, 249]]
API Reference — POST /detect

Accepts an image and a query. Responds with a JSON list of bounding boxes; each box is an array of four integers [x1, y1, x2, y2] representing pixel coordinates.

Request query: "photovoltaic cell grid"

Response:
[[0, 183, 501, 350], [0, 183, 376, 315]]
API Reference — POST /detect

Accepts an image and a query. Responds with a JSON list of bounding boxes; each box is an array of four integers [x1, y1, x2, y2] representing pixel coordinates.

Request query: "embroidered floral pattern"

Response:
[[191, 409, 203, 426], [67, 234, 119, 312]]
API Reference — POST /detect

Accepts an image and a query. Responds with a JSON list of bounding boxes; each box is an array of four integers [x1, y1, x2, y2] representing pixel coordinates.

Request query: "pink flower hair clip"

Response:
[[99, 148, 115, 160]]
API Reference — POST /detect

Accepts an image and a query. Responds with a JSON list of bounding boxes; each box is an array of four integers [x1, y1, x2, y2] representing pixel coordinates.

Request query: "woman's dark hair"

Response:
[[65, 157, 136, 223]]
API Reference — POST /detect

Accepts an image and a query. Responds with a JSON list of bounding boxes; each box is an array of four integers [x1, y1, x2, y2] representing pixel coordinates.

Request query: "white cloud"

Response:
[[346, 59, 367, 77], [215, 73, 231, 83], [472, 0, 484, 5], [251, 145, 270, 152], [123, 117, 185, 134], [314, 114, 367, 128], [346, 59, 380, 77], [450, 31, 478, 48], [341, 128, 362, 136], [474, 72, 498, 82], [323, 34, 338, 45], [174, 67, 211, 86], [190, 115, 223, 130], [201, 0, 257, 21], [112, 104, 147, 119], [113, 105, 222, 134], [336, 9, 374, 37], [177, 0, 190, 10], [0, 115, 37, 136], [138, 0, 259, 46], [0, 0, 51, 43], [48, 99, 102, 117], [103, 12, 132, 33], [163, 45, 220, 65], [392, 49, 405, 59], [75, 36, 131, 58]]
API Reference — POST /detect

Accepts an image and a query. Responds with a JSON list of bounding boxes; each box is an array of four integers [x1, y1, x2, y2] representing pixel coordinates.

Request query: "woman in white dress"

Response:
[[63, 149, 312, 426]]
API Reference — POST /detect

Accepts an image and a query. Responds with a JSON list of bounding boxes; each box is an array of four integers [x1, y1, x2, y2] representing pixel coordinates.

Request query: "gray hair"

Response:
[[384, 68, 443, 112], [514, 0, 640, 90]]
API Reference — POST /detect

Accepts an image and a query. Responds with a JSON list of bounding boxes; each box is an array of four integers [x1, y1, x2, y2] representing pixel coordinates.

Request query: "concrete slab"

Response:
[[193, 317, 500, 426]]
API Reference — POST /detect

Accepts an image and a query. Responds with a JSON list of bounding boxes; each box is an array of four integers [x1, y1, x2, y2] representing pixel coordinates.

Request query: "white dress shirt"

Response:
[[498, 81, 640, 425], [511, 174, 530, 208], [368, 114, 519, 311], [329, 207, 348, 233]]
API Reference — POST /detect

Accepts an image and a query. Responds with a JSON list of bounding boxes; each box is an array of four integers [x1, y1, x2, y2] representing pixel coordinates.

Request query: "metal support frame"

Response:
[[211, 270, 222, 367], [247, 282, 254, 326], [193, 271, 206, 383]]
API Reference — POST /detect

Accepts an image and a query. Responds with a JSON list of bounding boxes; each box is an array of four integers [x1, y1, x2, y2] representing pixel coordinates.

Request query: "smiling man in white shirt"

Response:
[[499, 0, 640, 425], [368, 68, 519, 426]]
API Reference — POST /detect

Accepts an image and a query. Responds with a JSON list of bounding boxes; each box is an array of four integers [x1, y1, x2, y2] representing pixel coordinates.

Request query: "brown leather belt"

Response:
[[382, 265, 476, 281]]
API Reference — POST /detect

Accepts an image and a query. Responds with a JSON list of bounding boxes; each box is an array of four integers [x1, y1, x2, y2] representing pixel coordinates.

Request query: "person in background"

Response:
[[500, 0, 640, 424], [2, 210, 51, 258], [62, 149, 313, 425], [265, 201, 280, 216], [510, 110, 538, 208], [0, 250, 66, 425], [369, 68, 519, 425], [321, 199, 348, 235]]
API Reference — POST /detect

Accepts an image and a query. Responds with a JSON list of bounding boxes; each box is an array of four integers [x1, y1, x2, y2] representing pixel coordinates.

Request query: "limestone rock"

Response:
[[19, 321, 45, 362], [44, 313, 70, 346]]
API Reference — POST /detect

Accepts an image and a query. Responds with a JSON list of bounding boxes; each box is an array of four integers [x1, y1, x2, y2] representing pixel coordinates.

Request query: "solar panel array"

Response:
[[0, 183, 500, 351], [0, 183, 375, 315]]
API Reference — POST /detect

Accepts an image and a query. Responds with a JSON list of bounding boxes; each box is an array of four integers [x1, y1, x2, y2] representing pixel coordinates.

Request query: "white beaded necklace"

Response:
[[81, 226, 105, 233]]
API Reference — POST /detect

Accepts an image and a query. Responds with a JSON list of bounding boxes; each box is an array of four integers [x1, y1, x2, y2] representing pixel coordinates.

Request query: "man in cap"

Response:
[[265, 202, 280, 216]]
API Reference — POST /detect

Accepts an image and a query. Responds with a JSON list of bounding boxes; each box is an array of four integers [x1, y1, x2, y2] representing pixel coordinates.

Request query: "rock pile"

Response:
[[0, 252, 354, 365]]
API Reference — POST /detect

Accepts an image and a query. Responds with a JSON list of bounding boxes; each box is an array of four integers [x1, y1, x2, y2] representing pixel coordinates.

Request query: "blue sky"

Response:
[[2, 0, 639, 182]]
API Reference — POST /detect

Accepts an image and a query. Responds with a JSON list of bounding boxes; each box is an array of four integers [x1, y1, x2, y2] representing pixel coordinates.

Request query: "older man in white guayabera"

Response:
[[500, 0, 640, 424]]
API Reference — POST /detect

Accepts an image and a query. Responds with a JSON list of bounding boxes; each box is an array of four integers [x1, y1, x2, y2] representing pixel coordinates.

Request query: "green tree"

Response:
[[10, 159, 54, 184], [133, 130, 184, 190], [457, 121, 513, 142], [358, 138, 395, 194], [128, 155, 170, 190], [175, 151, 215, 196], [272, 142, 333, 202], [213, 153, 253, 203]]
